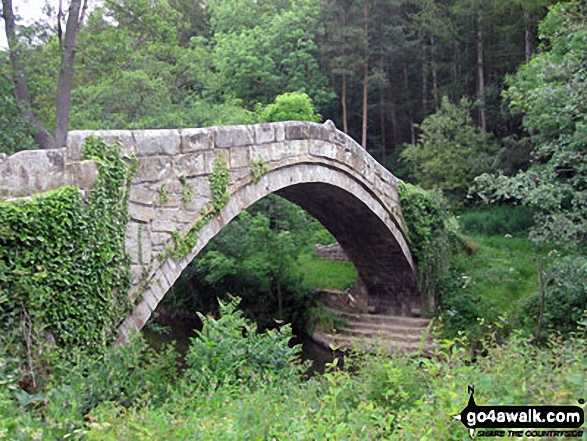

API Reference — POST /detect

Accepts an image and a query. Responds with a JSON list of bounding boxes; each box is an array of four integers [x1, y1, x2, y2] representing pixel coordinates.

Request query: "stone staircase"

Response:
[[312, 308, 437, 354]]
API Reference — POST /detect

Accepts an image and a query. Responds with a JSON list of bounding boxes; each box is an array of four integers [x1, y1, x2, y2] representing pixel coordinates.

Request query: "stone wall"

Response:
[[314, 243, 348, 261]]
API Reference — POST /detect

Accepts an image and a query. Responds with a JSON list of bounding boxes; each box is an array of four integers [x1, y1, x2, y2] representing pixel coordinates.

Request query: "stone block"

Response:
[[309, 124, 330, 141], [134, 129, 180, 157], [126, 222, 153, 264], [250, 143, 287, 163], [128, 202, 156, 223], [144, 290, 160, 312], [130, 264, 144, 285], [181, 128, 214, 152], [101, 130, 135, 159], [151, 220, 178, 232], [156, 207, 194, 224], [2, 149, 66, 194], [66, 130, 93, 161], [134, 156, 172, 182], [275, 123, 286, 141], [152, 232, 172, 246], [254, 124, 275, 144], [288, 140, 309, 157], [285, 122, 310, 140], [131, 300, 152, 329], [174, 152, 206, 177], [214, 125, 254, 148], [129, 185, 159, 205], [328, 129, 347, 147], [309, 141, 338, 161], [229, 167, 250, 187], [229, 146, 250, 169], [65, 161, 99, 189]]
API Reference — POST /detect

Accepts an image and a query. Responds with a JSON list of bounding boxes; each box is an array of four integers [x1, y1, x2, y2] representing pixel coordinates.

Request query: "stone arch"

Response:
[[118, 158, 419, 341]]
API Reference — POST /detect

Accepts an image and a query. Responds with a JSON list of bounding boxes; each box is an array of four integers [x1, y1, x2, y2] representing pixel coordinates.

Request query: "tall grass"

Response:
[[297, 252, 357, 291], [459, 204, 534, 236]]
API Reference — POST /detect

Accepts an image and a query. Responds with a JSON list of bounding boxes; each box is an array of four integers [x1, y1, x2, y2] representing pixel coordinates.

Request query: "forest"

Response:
[[1, 0, 586, 439]]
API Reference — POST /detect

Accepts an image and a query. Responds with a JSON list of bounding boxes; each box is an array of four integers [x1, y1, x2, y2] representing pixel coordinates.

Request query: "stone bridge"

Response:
[[0, 120, 420, 341]]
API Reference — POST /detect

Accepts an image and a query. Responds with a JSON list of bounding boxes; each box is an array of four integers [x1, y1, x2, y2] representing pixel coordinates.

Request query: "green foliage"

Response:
[[518, 255, 587, 339], [211, 0, 334, 109], [184, 297, 303, 389], [459, 204, 534, 236], [0, 77, 37, 155], [250, 158, 268, 183], [258, 91, 322, 123], [398, 181, 458, 310], [0, 135, 134, 381], [163, 153, 230, 260], [474, 0, 587, 250], [2, 290, 586, 440], [0, 333, 178, 439], [162, 195, 323, 330], [472, 1, 587, 338], [297, 252, 357, 291], [401, 97, 498, 199], [439, 234, 537, 340], [208, 153, 230, 212]]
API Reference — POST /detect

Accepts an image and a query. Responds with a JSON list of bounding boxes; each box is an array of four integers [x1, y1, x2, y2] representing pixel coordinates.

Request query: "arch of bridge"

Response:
[[0, 120, 420, 341]]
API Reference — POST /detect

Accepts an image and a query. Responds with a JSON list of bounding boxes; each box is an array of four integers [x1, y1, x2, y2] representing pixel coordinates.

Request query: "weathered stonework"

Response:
[[0, 120, 420, 343]]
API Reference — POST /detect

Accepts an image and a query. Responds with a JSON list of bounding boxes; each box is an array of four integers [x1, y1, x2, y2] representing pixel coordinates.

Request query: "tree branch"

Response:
[[2, 0, 55, 149]]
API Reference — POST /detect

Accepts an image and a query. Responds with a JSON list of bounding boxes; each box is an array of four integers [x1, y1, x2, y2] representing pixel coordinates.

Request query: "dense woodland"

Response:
[[0, 0, 554, 157], [1, 0, 586, 438]]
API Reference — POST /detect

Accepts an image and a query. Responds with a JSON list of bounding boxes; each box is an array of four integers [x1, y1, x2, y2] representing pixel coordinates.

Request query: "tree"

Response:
[[473, 0, 587, 339], [401, 96, 497, 198], [211, 0, 333, 109], [257, 92, 321, 123], [2, 0, 87, 149]]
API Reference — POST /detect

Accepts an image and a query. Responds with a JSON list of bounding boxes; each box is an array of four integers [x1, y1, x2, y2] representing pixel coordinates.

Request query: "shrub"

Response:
[[183, 297, 304, 389]]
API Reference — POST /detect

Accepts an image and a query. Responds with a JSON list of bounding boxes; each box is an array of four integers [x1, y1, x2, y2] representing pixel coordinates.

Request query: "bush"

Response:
[[183, 297, 304, 389], [257, 91, 321, 123]]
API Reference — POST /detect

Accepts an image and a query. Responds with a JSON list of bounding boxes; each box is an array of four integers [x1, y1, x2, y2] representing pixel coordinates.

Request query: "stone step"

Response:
[[331, 308, 432, 328], [331, 327, 426, 343], [313, 331, 437, 354], [342, 321, 431, 337]]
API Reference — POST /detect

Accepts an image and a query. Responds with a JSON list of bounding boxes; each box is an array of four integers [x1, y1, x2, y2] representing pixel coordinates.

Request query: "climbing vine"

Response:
[[159, 184, 168, 205], [0, 136, 135, 362], [164, 153, 230, 260], [179, 177, 195, 208], [398, 181, 458, 310], [250, 158, 268, 184]]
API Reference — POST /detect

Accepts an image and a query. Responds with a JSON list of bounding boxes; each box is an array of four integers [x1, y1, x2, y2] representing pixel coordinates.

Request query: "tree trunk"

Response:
[[524, 10, 533, 62], [361, 0, 369, 149], [421, 41, 428, 112], [342, 70, 348, 133], [2, 0, 54, 149], [535, 249, 546, 342], [54, 0, 87, 148], [276, 276, 283, 321], [431, 36, 439, 110], [476, 8, 487, 133]]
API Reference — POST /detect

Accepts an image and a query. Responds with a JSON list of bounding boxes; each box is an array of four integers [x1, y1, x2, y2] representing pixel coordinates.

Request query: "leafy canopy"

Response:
[[401, 96, 497, 198]]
